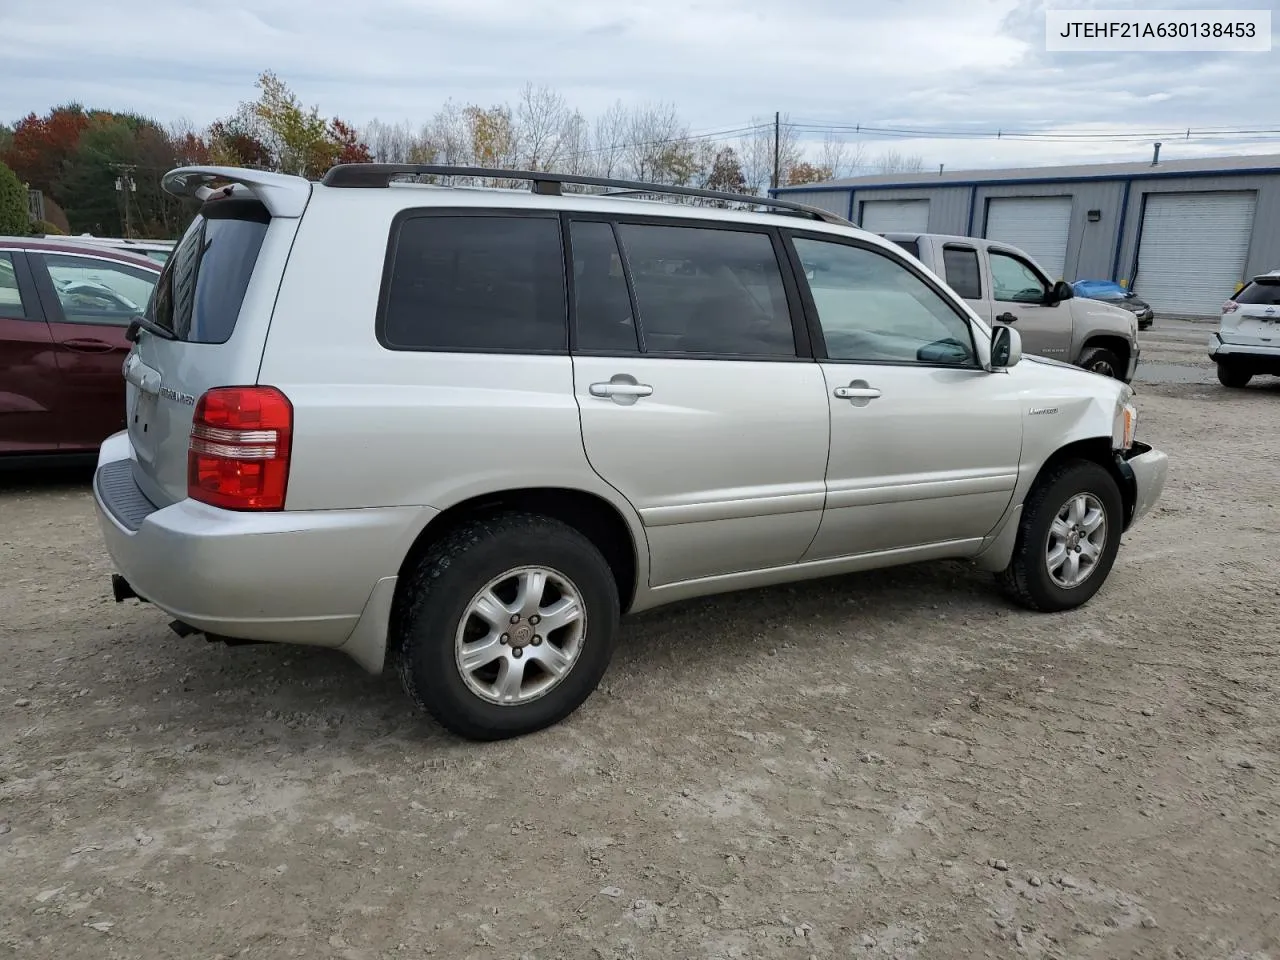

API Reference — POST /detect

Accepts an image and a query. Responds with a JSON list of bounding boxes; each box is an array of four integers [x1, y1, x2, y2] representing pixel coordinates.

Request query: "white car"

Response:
[[1212, 271, 1280, 387], [92, 163, 1168, 740]]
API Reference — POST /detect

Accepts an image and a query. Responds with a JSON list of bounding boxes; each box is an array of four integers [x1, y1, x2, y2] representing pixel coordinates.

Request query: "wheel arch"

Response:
[[1077, 335, 1132, 378]]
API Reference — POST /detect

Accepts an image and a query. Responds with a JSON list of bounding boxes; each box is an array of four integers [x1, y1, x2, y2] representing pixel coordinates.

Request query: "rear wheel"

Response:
[[1077, 346, 1124, 380], [998, 460, 1124, 612], [395, 513, 619, 740], [1216, 362, 1253, 389]]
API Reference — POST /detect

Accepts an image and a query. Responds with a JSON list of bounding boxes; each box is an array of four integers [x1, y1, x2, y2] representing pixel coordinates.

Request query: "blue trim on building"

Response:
[[965, 184, 978, 236], [774, 165, 1280, 196], [847, 190, 856, 223], [1110, 180, 1132, 282]]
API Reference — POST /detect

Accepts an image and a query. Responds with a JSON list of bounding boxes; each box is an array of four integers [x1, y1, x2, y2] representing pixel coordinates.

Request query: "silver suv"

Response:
[[94, 164, 1169, 740]]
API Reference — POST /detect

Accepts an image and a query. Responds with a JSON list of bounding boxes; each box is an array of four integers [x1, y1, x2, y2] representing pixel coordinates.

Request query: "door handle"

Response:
[[62, 337, 116, 353], [833, 385, 881, 400], [995, 312, 1018, 324], [590, 382, 653, 398]]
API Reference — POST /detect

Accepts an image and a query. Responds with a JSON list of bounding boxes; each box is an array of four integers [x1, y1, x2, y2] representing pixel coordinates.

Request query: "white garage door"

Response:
[[1133, 192, 1257, 318], [985, 196, 1073, 280], [859, 199, 930, 233]]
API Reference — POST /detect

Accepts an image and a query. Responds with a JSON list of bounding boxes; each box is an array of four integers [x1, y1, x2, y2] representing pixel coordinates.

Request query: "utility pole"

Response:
[[771, 112, 781, 191], [113, 164, 137, 238]]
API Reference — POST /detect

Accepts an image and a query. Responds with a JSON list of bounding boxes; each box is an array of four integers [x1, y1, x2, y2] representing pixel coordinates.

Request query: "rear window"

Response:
[[1235, 278, 1280, 306], [149, 198, 269, 344], [942, 245, 982, 299], [889, 238, 920, 259], [380, 214, 567, 352]]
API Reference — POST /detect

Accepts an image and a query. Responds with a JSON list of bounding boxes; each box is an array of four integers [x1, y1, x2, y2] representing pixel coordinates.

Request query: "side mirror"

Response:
[[990, 325, 1022, 369], [1049, 280, 1074, 303]]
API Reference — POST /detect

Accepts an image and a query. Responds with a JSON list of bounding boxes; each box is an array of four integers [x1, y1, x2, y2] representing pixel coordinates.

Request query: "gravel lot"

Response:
[[2, 321, 1278, 960]]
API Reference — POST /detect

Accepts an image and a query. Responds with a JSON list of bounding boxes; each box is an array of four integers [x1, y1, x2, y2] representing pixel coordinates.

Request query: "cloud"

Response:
[[1, 0, 1276, 169]]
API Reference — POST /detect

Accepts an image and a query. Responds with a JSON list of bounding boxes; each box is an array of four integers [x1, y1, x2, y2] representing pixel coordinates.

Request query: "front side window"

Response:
[[382, 215, 566, 352], [990, 251, 1048, 304], [792, 237, 976, 367], [943, 245, 982, 299], [615, 223, 795, 357], [43, 254, 158, 326]]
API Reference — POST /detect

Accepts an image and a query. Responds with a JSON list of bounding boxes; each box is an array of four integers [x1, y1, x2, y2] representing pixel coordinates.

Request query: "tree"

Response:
[[703, 146, 746, 193], [738, 114, 801, 195], [0, 161, 29, 235], [2, 105, 90, 198], [874, 150, 926, 174], [328, 118, 372, 165], [0, 125, 12, 158], [249, 70, 331, 177], [818, 133, 865, 180], [515, 84, 574, 171], [785, 161, 833, 186]]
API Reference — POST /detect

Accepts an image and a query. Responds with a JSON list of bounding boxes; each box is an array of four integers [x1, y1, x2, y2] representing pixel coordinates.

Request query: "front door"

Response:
[[30, 252, 157, 452], [0, 250, 61, 455], [985, 246, 1073, 360], [785, 233, 1024, 561], [569, 217, 831, 587]]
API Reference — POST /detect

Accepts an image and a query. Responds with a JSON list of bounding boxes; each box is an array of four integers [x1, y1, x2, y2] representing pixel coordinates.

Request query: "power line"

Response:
[[785, 120, 1280, 143]]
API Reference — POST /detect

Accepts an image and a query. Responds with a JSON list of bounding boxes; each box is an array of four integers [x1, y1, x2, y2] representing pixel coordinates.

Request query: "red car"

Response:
[[1, 237, 162, 465]]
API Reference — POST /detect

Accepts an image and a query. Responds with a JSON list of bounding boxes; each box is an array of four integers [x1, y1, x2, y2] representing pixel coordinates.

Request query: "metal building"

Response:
[[772, 154, 1280, 318]]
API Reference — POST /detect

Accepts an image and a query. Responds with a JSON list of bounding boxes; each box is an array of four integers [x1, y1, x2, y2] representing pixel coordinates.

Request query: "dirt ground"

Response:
[[2, 322, 1278, 960]]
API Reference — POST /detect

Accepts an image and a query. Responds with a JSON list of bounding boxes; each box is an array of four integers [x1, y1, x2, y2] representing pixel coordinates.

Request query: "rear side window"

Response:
[[1235, 278, 1280, 305], [0, 252, 27, 316], [570, 221, 640, 353], [150, 198, 269, 344], [942, 245, 982, 299], [381, 215, 567, 352], [615, 223, 795, 357], [44, 254, 157, 326], [889, 238, 919, 259]]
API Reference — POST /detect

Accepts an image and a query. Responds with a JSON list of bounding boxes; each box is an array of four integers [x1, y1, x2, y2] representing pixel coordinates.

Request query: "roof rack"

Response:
[[320, 164, 853, 227]]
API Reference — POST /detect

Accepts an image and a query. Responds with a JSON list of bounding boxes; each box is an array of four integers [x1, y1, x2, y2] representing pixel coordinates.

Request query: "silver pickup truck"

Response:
[[883, 232, 1140, 381]]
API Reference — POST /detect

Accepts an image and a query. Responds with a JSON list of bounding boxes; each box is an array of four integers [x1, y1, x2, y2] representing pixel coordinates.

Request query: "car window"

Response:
[[889, 238, 919, 259], [792, 237, 976, 367], [1235, 279, 1280, 306], [942, 245, 982, 299], [615, 223, 795, 357], [989, 251, 1048, 304], [570, 221, 640, 353], [382, 215, 566, 352], [43, 254, 158, 326], [150, 200, 270, 344], [0, 253, 27, 316]]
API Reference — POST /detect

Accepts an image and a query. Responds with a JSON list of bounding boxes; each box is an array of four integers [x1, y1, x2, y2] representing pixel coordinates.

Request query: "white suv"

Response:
[[93, 164, 1168, 740], [1211, 271, 1280, 387]]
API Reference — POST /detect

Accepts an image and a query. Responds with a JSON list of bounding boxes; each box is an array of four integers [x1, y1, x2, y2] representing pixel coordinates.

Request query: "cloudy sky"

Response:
[[1, 0, 1277, 171]]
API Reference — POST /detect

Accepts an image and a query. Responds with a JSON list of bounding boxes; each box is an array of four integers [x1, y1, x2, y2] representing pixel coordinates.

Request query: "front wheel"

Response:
[[1216, 362, 1252, 389], [395, 513, 619, 740], [1077, 346, 1124, 380], [998, 460, 1124, 612]]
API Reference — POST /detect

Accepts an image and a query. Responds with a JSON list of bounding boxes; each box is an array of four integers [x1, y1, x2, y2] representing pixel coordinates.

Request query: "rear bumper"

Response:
[[92, 432, 434, 670], [1116, 442, 1168, 529], [1209, 333, 1280, 369]]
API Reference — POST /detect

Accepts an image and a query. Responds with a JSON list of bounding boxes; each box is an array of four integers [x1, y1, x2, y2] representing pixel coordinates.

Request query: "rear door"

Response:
[[0, 250, 61, 455], [568, 216, 830, 587], [28, 251, 158, 451], [126, 196, 285, 506], [986, 246, 1072, 360]]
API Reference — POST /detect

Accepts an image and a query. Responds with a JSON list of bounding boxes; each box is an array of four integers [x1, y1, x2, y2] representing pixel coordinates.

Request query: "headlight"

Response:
[[1113, 401, 1137, 450]]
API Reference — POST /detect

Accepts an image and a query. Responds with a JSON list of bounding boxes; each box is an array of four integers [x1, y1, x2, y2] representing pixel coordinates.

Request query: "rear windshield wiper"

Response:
[[126, 315, 178, 343]]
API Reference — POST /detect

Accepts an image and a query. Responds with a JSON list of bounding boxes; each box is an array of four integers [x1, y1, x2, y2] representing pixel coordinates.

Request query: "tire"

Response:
[[1216, 363, 1253, 389], [998, 460, 1124, 613], [395, 512, 619, 741], [1077, 346, 1124, 380]]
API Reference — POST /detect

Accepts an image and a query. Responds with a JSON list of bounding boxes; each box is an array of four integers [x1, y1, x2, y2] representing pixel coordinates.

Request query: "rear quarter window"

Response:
[[380, 214, 567, 353]]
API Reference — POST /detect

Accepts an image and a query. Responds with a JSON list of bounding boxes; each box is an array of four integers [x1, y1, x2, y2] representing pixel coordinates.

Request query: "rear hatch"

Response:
[[1222, 275, 1280, 344], [125, 189, 302, 506]]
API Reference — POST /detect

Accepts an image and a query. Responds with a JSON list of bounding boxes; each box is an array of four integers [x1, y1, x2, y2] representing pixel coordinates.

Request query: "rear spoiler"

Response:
[[161, 166, 312, 218]]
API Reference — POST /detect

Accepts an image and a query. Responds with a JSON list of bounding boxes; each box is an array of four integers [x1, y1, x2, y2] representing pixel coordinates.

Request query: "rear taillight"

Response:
[[1223, 300, 1239, 314], [188, 386, 292, 510]]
